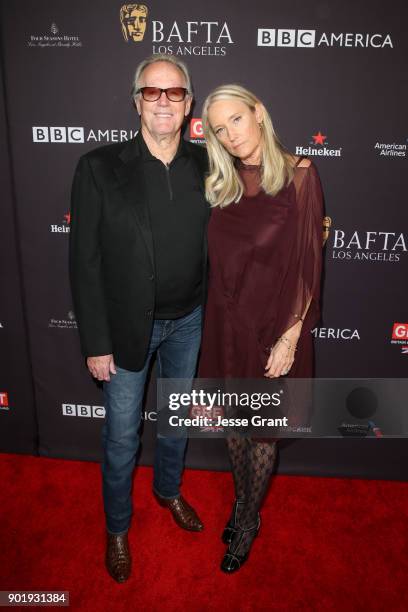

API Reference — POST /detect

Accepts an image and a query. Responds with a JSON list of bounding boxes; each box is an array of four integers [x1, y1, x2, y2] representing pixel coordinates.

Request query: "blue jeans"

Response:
[[102, 305, 202, 534]]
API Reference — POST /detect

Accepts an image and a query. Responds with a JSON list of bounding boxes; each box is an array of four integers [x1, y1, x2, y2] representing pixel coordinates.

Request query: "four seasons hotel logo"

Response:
[[120, 4, 148, 42]]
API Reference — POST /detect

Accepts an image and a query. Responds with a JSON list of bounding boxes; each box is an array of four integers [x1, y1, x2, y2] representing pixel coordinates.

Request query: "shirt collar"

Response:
[[137, 130, 188, 163]]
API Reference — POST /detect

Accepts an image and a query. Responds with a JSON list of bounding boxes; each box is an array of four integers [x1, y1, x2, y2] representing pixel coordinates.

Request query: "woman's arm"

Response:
[[264, 157, 323, 378], [264, 297, 312, 378]]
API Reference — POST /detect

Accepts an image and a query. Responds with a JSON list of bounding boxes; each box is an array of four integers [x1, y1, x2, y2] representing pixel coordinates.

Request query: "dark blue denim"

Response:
[[102, 305, 202, 534]]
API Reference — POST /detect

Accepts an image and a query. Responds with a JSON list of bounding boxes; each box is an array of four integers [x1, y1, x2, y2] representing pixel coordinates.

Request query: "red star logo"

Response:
[[64, 211, 71, 225], [312, 131, 327, 146]]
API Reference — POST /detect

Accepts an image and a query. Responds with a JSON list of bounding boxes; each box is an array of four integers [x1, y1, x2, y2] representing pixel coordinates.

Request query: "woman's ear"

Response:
[[254, 103, 264, 125]]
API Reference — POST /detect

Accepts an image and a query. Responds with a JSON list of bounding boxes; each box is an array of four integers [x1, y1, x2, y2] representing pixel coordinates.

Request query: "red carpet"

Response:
[[0, 453, 407, 611]]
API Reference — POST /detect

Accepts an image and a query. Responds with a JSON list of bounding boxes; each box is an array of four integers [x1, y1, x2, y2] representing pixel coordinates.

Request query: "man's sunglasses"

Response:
[[136, 87, 188, 102]]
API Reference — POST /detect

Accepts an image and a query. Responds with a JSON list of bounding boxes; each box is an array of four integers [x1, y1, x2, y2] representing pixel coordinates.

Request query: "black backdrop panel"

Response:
[[0, 51, 37, 453], [0, 0, 407, 477]]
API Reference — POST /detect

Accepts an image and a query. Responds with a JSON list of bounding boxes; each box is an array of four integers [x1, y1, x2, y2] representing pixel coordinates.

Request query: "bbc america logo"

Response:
[[62, 404, 105, 418], [32, 127, 138, 143], [258, 29, 315, 47], [62, 403, 158, 420], [33, 126, 84, 143], [311, 327, 360, 340], [257, 29, 393, 48]]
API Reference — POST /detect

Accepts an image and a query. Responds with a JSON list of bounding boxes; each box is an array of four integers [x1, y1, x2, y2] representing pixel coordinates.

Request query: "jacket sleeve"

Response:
[[69, 155, 113, 357]]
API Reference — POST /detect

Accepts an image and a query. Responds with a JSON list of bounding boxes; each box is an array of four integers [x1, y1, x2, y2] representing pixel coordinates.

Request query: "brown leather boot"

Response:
[[154, 493, 204, 531], [105, 531, 131, 583]]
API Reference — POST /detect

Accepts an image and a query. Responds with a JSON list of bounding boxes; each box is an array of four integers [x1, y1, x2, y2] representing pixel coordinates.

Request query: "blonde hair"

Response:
[[202, 84, 294, 207]]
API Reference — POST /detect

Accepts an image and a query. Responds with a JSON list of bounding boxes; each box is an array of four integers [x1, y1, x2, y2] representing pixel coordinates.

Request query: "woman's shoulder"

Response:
[[295, 156, 312, 169], [287, 154, 321, 201], [289, 154, 313, 169], [288, 155, 321, 186]]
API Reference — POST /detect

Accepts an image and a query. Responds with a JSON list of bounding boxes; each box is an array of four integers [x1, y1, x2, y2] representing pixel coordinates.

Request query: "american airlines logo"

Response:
[[32, 127, 138, 144], [374, 141, 407, 158], [257, 29, 393, 49]]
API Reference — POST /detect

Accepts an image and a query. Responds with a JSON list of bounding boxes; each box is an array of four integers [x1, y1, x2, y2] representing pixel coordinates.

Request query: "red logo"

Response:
[[190, 118, 203, 139], [64, 211, 71, 224], [0, 392, 9, 408], [392, 323, 408, 340], [312, 131, 327, 146]]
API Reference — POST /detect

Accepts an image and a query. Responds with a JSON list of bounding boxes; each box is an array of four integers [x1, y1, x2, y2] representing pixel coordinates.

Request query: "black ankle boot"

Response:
[[222, 499, 245, 545], [220, 516, 261, 574]]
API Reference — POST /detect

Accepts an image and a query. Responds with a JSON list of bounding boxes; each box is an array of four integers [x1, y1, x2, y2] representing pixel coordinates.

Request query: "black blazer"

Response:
[[69, 135, 209, 371]]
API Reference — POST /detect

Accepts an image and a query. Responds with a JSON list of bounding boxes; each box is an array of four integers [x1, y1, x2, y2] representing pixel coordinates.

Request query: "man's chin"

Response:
[[153, 122, 181, 135]]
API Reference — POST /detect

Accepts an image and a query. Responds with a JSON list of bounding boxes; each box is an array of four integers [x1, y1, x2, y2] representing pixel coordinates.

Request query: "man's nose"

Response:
[[157, 91, 170, 105]]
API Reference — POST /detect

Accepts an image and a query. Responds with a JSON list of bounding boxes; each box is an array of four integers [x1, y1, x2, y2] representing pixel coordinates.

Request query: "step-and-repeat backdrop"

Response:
[[1, 0, 407, 478]]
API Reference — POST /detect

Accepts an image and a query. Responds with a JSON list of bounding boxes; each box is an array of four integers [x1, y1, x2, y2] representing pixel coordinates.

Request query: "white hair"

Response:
[[131, 53, 193, 99]]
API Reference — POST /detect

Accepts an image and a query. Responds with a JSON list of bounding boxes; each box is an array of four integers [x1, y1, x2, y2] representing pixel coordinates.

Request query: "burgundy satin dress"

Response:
[[199, 159, 324, 380]]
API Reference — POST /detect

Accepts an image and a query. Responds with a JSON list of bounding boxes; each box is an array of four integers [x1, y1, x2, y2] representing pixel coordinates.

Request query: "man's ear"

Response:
[[134, 96, 141, 116], [184, 95, 193, 117]]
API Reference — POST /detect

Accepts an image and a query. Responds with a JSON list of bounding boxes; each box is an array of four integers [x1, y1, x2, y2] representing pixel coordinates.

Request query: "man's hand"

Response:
[[87, 354, 117, 381]]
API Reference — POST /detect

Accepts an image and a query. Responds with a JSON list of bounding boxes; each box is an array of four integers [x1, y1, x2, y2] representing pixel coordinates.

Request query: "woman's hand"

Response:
[[264, 321, 302, 378]]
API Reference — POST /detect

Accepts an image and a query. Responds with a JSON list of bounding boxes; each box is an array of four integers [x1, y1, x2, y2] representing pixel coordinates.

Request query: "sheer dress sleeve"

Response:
[[273, 162, 324, 341]]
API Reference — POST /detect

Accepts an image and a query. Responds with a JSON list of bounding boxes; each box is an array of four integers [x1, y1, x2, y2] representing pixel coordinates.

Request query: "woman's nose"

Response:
[[227, 128, 237, 142]]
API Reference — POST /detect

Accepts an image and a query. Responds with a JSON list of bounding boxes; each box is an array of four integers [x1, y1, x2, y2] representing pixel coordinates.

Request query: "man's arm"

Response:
[[69, 155, 113, 361]]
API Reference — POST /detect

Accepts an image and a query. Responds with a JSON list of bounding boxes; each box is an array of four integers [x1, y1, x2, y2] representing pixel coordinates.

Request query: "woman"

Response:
[[198, 85, 324, 573]]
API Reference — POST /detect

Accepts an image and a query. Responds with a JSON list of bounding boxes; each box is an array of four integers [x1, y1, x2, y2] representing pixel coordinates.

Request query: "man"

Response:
[[69, 54, 209, 583]]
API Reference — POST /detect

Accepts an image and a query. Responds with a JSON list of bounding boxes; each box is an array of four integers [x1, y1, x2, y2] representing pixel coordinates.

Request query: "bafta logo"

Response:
[[323, 216, 332, 246], [120, 4, 148, 42]]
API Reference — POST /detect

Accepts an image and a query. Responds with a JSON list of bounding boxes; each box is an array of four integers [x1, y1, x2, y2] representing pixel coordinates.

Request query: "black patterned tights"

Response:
[[226, 435, 278, 555]]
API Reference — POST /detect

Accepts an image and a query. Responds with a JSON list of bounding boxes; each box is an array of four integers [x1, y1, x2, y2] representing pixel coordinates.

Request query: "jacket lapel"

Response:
[[115, 137, 155, 269], [186, 142, 208, 195]]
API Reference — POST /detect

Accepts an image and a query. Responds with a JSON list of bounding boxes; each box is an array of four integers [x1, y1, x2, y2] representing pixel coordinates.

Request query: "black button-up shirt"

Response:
[[138, 131, 207, 319]]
